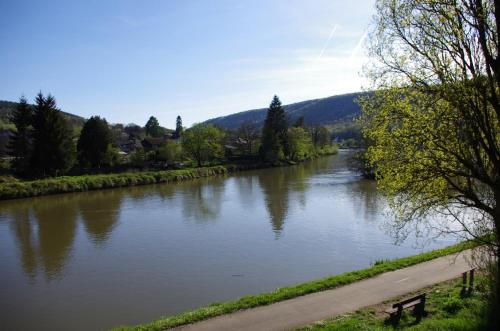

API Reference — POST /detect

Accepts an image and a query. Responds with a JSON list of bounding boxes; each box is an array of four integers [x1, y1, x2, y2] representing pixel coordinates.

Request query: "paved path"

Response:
[[170, 250, 473, 331]]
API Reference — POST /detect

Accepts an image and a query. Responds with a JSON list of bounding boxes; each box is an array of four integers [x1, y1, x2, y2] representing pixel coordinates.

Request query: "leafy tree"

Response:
[[310, 125, 331, 148], [174, 115, 183, 139], [287, 127, 313, 161], [8, 96, 33, 175], [182, 123, 225, 167], [124, 123, 143, 137], [362, 0, 500, 323], [235, 121, 260, 155], [261, 95, 288, 163], [145, 116, 162, 137], [317, 127, 331, 147], [129, 148, 146, 167], [77, 116, 113, 168], [102, 146, 121, 167], [30, 93, 76, 177], [157, 140, 182, 163]]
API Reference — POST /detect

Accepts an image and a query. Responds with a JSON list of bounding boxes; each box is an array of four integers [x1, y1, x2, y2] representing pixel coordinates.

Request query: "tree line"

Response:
[[8, 93, 334, 178]]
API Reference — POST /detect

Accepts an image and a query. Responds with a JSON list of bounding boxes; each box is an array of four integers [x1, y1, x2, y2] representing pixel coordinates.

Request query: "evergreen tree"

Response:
[[174, 115, 183, 139], [77, 116, 113, 168], [8, 96, 33, 175], [30, 93, 76, 177], [145, 116, 162, 137], [260, 95, 288, 163]]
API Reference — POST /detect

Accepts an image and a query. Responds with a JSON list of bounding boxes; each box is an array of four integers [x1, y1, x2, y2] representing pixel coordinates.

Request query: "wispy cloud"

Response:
[[226, 29, 369, 107]]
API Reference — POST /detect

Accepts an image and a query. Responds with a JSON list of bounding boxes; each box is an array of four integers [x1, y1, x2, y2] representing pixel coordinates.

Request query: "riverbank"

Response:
[[0, 148, 339, 200], [299, 276, 488, 330], [113, 240, 479, 331], [0, 164, 249, 200]]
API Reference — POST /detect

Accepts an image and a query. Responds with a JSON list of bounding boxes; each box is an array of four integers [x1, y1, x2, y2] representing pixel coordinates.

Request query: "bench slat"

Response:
[[385, 293, 426, 315], [392, 294, 425, 308]]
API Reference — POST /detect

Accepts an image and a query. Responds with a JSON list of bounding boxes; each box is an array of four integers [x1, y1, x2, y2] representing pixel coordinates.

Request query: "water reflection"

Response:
[[33, 197, 78, 280], [0, 153, 371, 284], [0, 191, 123, 280], [258, 169, 289, 236], [256, 159, 322, 237], [79, 191, 123, 245], [0, 152, 457, 331], [180, 179, 225, 222], [9, 207, 37, 280], [348, 179, 382, 223]]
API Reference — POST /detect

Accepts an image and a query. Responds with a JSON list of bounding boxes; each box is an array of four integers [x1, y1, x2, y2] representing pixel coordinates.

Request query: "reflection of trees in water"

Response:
[[233, 175, 258, 208], [180, 178, 225, 222], [7, 208, 37, 280], [32, 196, 79, 281], [124, 179, 225, 223], [258, 170, 288, 236], [1, 190, 124, 280], [257, 162, 315, 237], [347, 179, 382, 223], [78, 190, 123, 245]]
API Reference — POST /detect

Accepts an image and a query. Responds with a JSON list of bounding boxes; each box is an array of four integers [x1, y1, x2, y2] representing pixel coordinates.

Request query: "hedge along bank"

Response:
[[0, 147, 339, 200], [0, 165, 256, 200]]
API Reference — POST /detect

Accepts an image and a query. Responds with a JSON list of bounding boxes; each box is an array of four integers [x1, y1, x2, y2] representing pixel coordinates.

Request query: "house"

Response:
[[118, 134, 143, 154], [141, 136, 169, 151]]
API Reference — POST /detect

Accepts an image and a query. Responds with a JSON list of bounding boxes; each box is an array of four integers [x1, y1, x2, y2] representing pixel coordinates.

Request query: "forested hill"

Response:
[[0, 100, 85, 128], [205, 91, 371, 129]]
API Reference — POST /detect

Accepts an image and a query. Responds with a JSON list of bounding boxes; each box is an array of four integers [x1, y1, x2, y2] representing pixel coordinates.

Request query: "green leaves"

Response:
[[181, 123, 225, 167]]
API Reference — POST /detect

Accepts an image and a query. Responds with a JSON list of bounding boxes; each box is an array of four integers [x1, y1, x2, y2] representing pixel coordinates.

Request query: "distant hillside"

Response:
[[205, 91, 371, 129], [0, 100, 86, 128]]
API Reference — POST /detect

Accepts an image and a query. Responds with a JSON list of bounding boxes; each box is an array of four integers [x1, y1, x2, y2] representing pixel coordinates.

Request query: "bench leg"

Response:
[[413, 297, 426, 322], [461, 271, 468, 296], [390, 307, 402, 326], [468, 269, 475, 295]]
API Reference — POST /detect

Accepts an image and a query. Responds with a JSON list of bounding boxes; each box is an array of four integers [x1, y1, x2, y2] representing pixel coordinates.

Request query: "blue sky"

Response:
[[0, 0, 375, 128]]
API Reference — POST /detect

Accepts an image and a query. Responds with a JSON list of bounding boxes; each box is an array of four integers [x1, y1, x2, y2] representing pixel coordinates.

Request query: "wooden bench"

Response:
[[385, 293, 426, 325]]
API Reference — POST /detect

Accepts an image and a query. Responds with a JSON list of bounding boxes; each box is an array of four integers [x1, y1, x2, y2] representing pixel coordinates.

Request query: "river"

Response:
[[0, 150, 455, 330]]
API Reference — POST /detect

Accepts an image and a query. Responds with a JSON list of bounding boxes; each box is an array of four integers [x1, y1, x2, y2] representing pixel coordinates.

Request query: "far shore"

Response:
[[0, 149, 338, 201]]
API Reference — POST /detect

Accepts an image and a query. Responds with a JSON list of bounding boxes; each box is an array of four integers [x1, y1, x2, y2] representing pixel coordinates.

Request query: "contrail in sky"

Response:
[[317, 24, 339, 60], [349, 30, 368, 60]]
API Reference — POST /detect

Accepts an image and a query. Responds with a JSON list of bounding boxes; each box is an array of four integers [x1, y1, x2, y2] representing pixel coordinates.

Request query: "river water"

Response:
[[0, 150, 455, 330]]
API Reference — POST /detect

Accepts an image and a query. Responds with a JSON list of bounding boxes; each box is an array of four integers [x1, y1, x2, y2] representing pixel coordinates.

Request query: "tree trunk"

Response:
[[492, 189, 500, 330]]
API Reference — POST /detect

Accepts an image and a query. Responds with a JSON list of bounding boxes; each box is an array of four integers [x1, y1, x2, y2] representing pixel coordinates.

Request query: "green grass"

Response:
[[0, 147, 340, 200], [299, 277, 488, 331], [112, 240, 479, 331], [0, 164, 265, 200]]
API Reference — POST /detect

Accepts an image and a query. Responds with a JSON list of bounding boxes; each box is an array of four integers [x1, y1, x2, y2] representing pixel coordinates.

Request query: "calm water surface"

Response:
[[0, 151, 455, 331]]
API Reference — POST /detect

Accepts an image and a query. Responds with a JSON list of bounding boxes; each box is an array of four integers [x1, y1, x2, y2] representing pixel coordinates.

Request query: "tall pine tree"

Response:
[[260, 95, 288, 163], [174, 115, 183, 139], [77, 116, 113, 168], [30, 93, 76, 177], [8, 96, 33, 175]]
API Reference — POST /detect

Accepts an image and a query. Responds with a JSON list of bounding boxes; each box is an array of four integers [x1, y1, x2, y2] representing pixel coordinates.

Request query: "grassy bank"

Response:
[[299, 277, 488, 330], [0, 147, 339, 200], [0, 164, 261, 200], [112, 240, 479, 331]]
